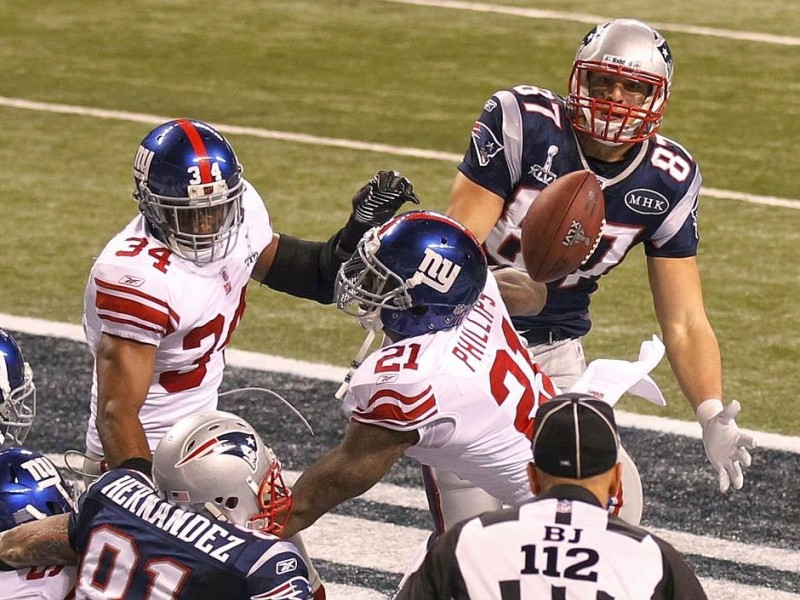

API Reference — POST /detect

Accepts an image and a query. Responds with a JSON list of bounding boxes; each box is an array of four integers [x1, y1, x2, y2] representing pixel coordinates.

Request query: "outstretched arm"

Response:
[[0, 514, 76, 569], [648, 256, 722, 407], [254, 170, 419, 303], [282, 422, 418, 538], [447, 172, 504, 244], [648, 256, 755, 492]]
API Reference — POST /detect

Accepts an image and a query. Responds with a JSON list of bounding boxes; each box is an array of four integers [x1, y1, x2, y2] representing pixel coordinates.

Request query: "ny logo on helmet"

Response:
[[21, 457, 61, 489], [413, 248, 462, 293], [133, 145, 155, 180]]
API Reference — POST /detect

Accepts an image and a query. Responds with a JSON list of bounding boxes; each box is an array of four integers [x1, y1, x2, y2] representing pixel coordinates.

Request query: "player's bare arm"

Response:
[[447, 174, 546, 315], [95, 333, 157, 468], [491, 266, 548, 316], [283, 422, 418, 538], [0, 514, 76, 568], [647, 256, 722, 410], [446, 173, 504, 244]]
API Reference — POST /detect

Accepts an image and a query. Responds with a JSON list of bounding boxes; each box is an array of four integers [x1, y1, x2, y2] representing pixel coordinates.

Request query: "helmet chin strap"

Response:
[[335, 311, 385, 400], [204, 502, 228, 522]]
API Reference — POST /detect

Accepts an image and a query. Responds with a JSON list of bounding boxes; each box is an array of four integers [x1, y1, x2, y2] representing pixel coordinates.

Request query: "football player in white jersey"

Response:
[[78, 119, 418, 599], [280, 210, 561, 539], [0, 446, 76, 599]]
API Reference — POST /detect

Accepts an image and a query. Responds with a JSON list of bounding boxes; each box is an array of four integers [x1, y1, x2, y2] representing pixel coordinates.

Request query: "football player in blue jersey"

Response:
[[0, 411, 316, 599], [436, 18, 755, 526]]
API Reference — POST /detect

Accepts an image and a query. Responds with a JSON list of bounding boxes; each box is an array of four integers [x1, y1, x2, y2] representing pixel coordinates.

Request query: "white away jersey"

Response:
[[343, 272, 558, 507], [83, 180, 273, 455], [0, 565, 76, 599]]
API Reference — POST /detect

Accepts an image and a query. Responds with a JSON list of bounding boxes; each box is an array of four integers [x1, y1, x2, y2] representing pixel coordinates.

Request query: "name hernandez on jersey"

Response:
[[82, 180, 273, 455], [343, 272, 558, 507], [0, 565, 76, 600], [459, 86, 703, 339], [69, 469, 312, 599]]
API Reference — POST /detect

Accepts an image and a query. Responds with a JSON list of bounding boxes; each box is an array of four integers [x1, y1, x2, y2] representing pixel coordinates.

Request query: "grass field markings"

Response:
[[383, 0, 800, 46], [6, 312, 797, 451], [1, 95, 798, 211]]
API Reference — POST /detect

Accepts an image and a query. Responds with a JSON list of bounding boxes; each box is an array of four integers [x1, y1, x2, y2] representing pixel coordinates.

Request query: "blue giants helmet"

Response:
[[0, 446, 74, 531], [335, 211, 488, 338], [132, 119, 245, 264], [0, 329, 36, 446]]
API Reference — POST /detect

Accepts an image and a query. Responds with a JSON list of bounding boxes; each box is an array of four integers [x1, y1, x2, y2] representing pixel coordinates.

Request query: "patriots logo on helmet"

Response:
[[578, 25, 600, 52], [657, 39, 673, 67], [176, 431, 259, 471]]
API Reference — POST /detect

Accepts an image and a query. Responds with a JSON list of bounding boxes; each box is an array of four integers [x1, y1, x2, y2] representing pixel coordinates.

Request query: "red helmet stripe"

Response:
[[176, 119, 213, 183]]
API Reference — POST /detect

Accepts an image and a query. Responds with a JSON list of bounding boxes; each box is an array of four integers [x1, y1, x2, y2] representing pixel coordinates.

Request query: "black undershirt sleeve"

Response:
[[261, 231, 345, 305]]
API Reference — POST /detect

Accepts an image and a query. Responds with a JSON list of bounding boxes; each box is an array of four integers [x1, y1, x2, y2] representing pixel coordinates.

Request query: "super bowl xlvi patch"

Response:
[[528, 145, 560, 185], [471, 121, 504, 167], [624, 189, 670, 215]]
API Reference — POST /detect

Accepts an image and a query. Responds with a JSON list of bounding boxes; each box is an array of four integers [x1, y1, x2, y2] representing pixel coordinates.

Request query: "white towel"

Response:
[[569, 335, 667, 407]]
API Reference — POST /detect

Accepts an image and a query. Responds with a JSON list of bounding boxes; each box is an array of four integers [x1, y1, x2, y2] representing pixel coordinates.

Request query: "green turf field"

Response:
[[1, 0, 798, 435]]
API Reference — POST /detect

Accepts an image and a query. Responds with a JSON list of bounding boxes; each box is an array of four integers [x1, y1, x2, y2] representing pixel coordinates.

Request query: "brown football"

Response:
[[520, 170, 605, 283]]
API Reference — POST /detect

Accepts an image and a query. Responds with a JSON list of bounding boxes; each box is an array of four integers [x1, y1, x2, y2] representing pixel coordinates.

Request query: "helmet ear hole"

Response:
[[224, 497, 239, 510]]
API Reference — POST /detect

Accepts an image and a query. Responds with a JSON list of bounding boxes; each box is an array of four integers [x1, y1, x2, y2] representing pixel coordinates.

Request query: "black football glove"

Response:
[[336, 170, 420, 256]]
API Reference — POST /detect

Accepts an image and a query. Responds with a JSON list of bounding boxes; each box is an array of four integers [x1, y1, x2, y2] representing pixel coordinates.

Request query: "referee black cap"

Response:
[[532, 393, 620, 479]]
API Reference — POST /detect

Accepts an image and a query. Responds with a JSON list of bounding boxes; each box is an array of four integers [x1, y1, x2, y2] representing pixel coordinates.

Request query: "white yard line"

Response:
[[1, 95, 798, 211], [382, 0, 800, 46], [8, 312, 799, 454]]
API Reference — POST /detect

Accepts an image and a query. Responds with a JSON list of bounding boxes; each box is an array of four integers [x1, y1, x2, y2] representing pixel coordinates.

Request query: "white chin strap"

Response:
[[335, 314, 385, 400]]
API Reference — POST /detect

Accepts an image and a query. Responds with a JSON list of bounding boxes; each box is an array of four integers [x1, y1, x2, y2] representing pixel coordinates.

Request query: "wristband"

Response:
[[119, 457, 153, 476], [336, 216, 370, 257], [696, 398, 724, 427]]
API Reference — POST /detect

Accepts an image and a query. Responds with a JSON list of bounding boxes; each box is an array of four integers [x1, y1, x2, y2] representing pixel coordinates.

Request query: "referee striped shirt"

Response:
[[395, 484, 706, 599]]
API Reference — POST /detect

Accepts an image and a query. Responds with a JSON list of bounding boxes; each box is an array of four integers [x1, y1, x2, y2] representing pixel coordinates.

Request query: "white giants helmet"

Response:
[[567, 19, 674, 144], [152, 411, 292, 535]]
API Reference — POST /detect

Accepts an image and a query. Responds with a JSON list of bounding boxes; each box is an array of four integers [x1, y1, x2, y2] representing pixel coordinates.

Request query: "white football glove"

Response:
[[697, 399, 756, 493]]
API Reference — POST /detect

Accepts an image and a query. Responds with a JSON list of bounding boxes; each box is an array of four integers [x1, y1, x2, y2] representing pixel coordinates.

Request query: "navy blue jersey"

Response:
[[68, 469, 312, 599], [459, 85, 702, 340]]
